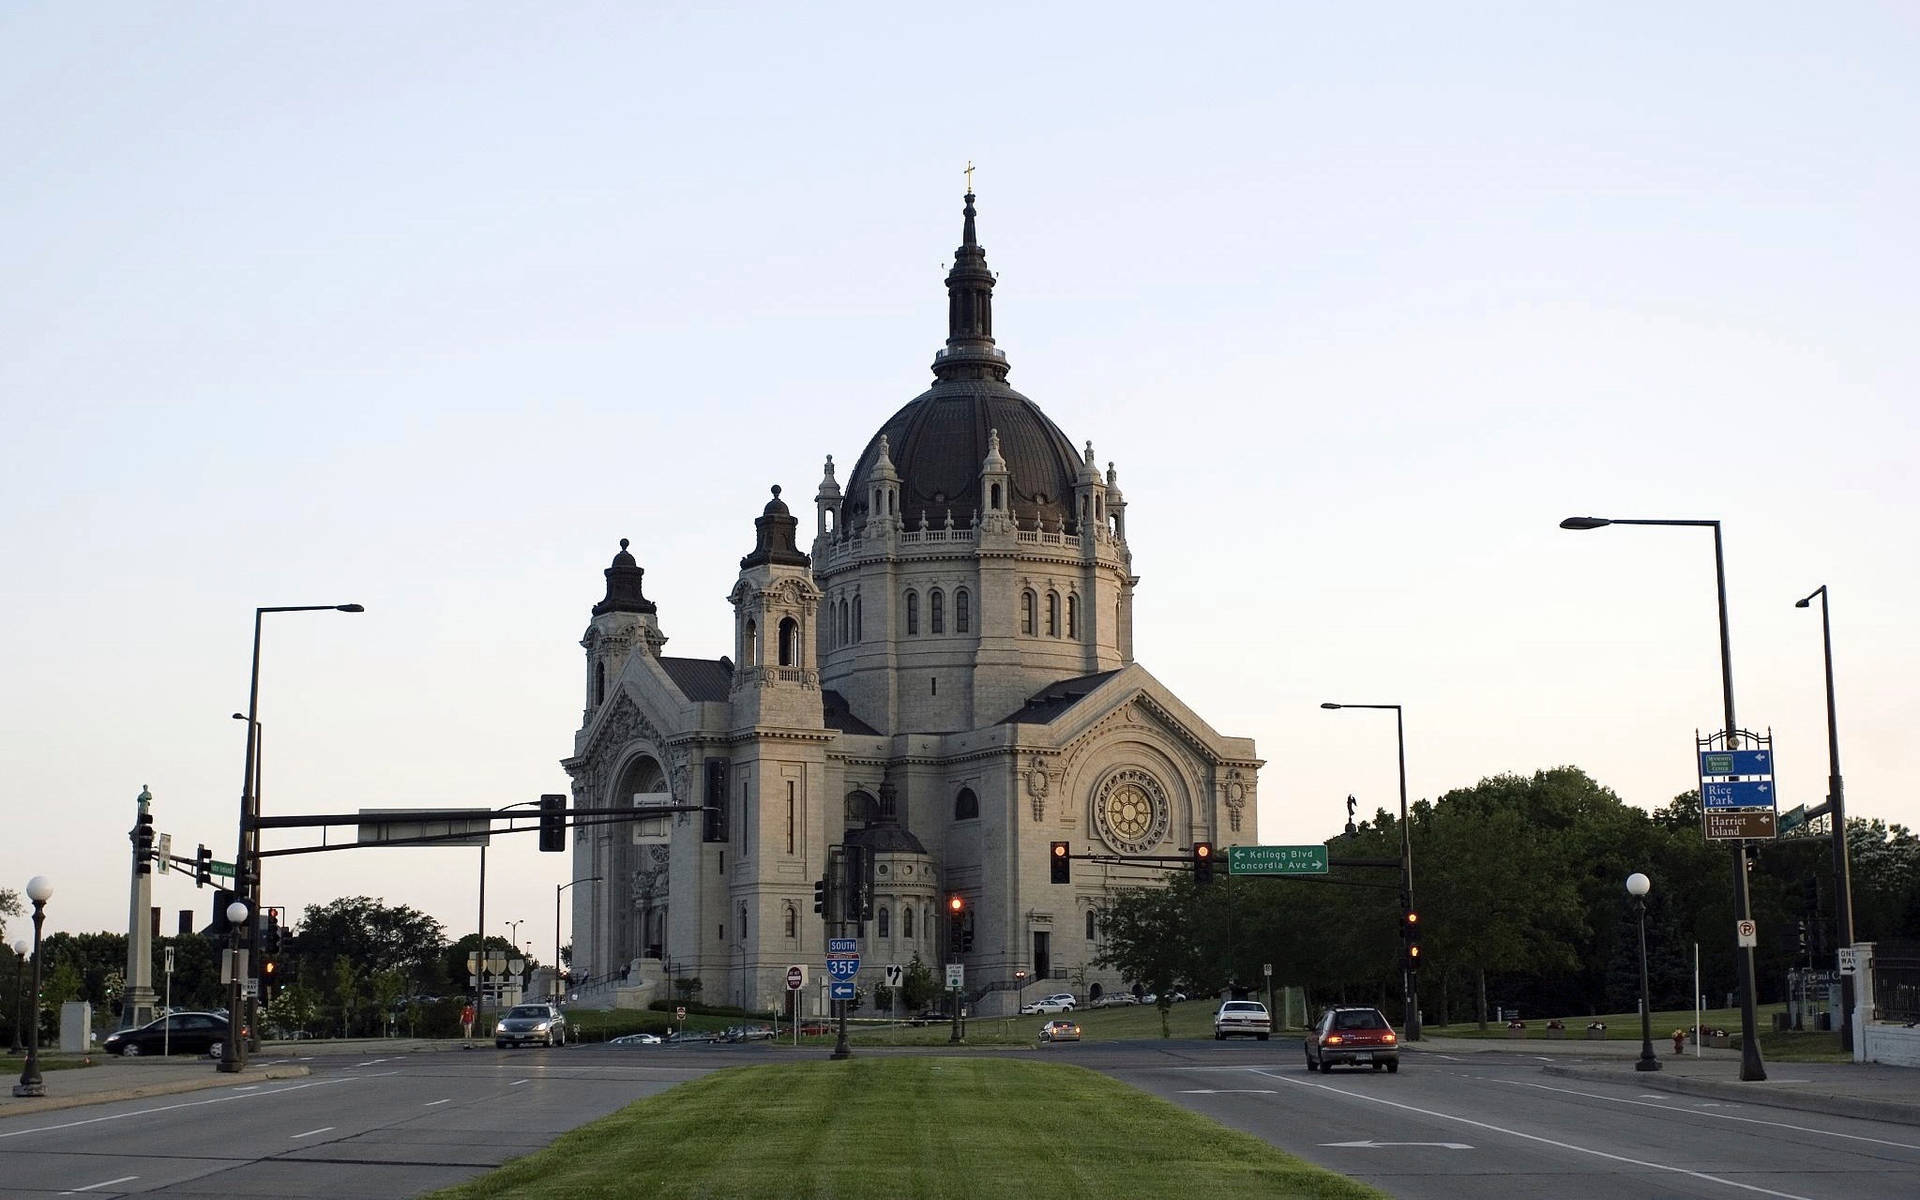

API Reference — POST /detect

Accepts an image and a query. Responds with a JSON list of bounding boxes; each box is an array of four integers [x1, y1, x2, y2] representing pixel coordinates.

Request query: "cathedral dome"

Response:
[[837, 191, 1085, 538]]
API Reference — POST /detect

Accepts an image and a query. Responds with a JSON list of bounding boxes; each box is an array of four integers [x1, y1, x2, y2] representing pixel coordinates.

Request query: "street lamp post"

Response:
[[1796, 585, 1857, 1053], [556, 876, 602, 1005], [13, 876, 53, 1097], [1560, 516, 1765, 1081], [1626, 872, 1661, 1072], [8, 939, 26, 1056], [1320, 702, 1419, 1041], [217, 898, 249, 1072], [223, 602, 362, 1075]]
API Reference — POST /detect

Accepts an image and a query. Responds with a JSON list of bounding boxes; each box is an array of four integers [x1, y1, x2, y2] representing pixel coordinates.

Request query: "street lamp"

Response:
[[1626, 872, 1661, 1072], [1320, 701, 1419, 1041], [1796, 585, 1857, 1053], [1560, 515, 1765, 1081], [8, 939, 26, 1057], [13, 876, 53, 1098], [556, 876, 602, 1005], [224, 602, 362, 1075], [216, 898, 249, 1072]]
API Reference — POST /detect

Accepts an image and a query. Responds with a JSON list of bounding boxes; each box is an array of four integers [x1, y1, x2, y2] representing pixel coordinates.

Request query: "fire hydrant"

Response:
[[1672, 1029, 1686, 1055]]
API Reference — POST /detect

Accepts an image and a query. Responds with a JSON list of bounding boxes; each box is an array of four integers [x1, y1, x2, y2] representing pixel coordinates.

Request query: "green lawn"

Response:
[[783, 998, 1224, 1047], [423, 1057, 1385, 1200], [1424, 1004, 1776, 1041]]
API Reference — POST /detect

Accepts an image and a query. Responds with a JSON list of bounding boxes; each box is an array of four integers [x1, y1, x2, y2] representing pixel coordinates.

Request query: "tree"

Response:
[[0, 887, 20, 944], [900, 954, 939, 1013], [1095, 877, 1209, 1036]]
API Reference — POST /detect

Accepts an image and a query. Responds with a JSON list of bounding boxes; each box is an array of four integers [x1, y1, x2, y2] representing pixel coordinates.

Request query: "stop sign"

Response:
[[786, 965, 805, 991]]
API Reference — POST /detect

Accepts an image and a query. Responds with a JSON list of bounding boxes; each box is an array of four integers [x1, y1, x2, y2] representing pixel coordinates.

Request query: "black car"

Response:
[[101, 1011, 235, 1058]]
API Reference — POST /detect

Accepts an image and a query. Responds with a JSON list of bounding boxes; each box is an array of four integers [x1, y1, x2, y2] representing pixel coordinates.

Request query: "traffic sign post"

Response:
[[1697, 731, 1778, 842], [1737, 920, 1758, 948], [1226, 845, 1330, 876]]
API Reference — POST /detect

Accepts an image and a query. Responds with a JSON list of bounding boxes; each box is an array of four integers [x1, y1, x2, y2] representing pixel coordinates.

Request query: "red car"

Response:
[[1306, 1006, 1400, 1073]]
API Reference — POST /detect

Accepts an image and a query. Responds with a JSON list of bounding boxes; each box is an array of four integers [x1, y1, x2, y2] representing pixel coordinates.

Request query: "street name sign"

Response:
[[1778, 804, 1808, 834], [1697, 735, 1778, 842], [1227, 844, 1330, 876]]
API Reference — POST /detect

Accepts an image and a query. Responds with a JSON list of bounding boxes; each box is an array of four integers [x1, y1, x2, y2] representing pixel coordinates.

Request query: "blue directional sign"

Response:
[[830, 981, 855, 1000], [1703, 780, 1775, 810], [1700, 750, 1773, 777], [828, 937, 857, 953]]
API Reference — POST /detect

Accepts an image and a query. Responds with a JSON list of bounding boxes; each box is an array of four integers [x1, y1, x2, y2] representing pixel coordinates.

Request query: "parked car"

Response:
[[1020, 998, 1074, 1014], [1213, 999, 1272, 1041], [1306, 1006, 1399, 1073], [1090, 993, 1137, 1008], [101, 1011, 236, 1058], [1039, 1019, 1082, 1042], [495, 1003, 567, 1048], [609, 1032, 662, 1046]]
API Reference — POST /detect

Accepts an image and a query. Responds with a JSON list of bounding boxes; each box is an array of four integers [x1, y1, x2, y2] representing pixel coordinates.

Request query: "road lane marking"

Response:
[[1495, 1078, 1920, 1152], [1248, 1069, 1815, 1200], [424, 1098, 452, 1106], [1179, 1089, 1276, 1095], [1322, 1139, 1473, 1150], [510, 1079, 530, 1087], [0, 1078, 353, 1141], [290, 1127, 335, 1139], [60, 1177, 138, 1195]]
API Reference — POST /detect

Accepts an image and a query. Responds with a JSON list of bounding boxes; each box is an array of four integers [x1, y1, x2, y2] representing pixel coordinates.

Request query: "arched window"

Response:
[[743, 619, 758, 665], [853, 595, 863, 641], [906, 591, 919, 636], [955, 588, 970, 634], [930, 589, 945, 634], [877, 907, 890, 939], [991, 482, 1003, 510], [1067, 593, 1080, 640], [737, 902, 747, 940], [594, 661, 605, 705], [778, 616, 800, 666], [785, 906, 797, 938], [902, 906, 915, 940], [1085, 909, 1097, 941], [836, 599, 847, 647], [1021, 590, 1036, 636], [1046, 591, 1061, 637], [954, 788, 979, 821]]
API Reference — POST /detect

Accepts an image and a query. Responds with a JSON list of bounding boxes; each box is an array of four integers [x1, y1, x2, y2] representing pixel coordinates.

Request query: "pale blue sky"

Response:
[[4, 2, 1916, 947]]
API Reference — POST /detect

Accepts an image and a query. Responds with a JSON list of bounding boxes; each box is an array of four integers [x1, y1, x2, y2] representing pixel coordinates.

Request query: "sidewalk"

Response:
[[0, 1056, 312, 1121], [1406, 1034, 1920, 1127]]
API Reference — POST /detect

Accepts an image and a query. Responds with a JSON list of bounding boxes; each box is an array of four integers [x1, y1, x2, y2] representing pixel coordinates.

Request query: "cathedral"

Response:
[[562, 192, 1261, 1016]]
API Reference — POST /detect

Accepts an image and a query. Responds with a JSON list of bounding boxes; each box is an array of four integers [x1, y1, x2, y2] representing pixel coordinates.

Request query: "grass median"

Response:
[[423, 1057, 1385, 1200]]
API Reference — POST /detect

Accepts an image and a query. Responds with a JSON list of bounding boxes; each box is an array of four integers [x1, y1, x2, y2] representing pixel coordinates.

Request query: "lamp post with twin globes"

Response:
[[13, 876, 53, 1098]]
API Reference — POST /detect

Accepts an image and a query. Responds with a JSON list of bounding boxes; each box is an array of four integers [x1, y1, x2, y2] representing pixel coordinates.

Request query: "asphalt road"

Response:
[[1079, 1041, 1920, 1200], [0, 1045, 716, 1198]]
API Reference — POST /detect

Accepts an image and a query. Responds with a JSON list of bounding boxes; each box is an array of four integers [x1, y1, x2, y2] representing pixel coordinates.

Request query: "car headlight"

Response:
[[533, 1022, 549, 1031], [494, 1022, 507, 1034]]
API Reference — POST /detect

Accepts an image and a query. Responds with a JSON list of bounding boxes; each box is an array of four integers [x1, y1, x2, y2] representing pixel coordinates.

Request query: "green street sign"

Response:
[[209, 860, 236, 879], [1227, 844, 1329, 876], [1778, 804, 1808, 835]]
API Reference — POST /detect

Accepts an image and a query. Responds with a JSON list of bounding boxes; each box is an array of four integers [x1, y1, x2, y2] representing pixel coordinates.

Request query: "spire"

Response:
[[593, 538, 657, 616], [935, 186, 1009, 382], [740, 485, 812, 569]]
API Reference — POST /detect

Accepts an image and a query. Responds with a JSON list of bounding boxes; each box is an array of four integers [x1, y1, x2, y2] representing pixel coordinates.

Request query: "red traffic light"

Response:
[[947, 894, 965, 914], [1195, 843, 1212, 859]]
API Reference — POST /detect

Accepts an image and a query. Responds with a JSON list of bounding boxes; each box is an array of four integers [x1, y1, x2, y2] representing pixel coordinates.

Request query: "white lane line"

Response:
[[1248, 1069, 1815, 1200], [290, 1126, 334, 1139], [0, 1078, 352, 1141], [60, 1176, 138, 1195], [1495, 1078, 1920, 1152], [424, 1098, 452, 1106], [509, 1079, 529, 1087]]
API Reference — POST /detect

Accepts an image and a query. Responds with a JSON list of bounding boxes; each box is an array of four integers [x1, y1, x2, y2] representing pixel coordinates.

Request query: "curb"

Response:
[[0, 1064, 311, 1121], [1541, 1064, 1920, 1128]]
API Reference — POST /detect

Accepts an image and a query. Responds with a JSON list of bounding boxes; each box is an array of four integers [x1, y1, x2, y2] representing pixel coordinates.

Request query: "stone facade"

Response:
[[562, 194, 1262, 1016]]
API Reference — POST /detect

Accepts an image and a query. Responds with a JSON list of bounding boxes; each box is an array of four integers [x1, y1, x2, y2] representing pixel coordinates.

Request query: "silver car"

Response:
[[495, 1003, 567, 1048]]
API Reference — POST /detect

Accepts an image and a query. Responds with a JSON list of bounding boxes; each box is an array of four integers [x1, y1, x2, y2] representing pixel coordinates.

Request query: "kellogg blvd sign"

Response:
[[1226, 845, 1330, 876]]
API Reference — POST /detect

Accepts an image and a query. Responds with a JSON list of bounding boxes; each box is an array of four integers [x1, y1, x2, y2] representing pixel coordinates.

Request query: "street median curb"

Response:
[[1541, 1064, 1920, 1127], [0, 1064, 311, 1121]]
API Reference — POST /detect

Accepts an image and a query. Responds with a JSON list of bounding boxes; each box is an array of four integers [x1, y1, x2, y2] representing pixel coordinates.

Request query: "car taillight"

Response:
[[1324, 1034, 1344, 1045], [1382, 1032, 1396, 1043]]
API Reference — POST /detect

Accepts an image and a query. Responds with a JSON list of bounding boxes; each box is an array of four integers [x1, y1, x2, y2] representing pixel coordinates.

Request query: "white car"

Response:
[[1021, 998, 1074, 1014], [1213, 999, 1272, 1041], [1090, 993, 1137, 1008]]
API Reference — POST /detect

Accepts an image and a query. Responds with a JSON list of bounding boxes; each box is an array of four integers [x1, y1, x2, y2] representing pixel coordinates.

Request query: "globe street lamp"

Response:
[[12, 876, 53, 1098], [217, 897, 250, 1073], [556, 876, 601, 1005], [1796, 585, 1858, 1052], [227, 603, 362, 1073], [1560, 516, 1765, 1081], [1626, 872, 1661, 1073], [8, 939, 26, 1057], [1320, 702, 1419, 1041]]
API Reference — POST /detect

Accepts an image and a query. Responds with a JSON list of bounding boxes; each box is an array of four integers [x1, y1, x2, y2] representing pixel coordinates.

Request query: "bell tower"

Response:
[[730, 486, 824, 729]]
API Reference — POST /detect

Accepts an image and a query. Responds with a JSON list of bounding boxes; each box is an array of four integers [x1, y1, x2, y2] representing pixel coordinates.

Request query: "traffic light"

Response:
[[538, 793, 566, 853], [135, 809, 155, 875], [1402, 906, 1421, 971], [843, 845, 872, 922], [264, 910, 283, 954], [194, 844, 212, 888], [1404, 942, 1422, 972], [813, 878, 828, 915], [947, 893, 966, 952], [1797, 919, 1809, 954], [1192, 841, 1214, 886], [1050, 841, 1070, 885], [262, 957, 277, 1001]]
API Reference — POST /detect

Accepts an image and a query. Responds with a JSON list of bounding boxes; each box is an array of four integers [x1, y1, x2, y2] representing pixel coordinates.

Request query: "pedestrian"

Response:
[[1672, 1028, 1685, 1055]]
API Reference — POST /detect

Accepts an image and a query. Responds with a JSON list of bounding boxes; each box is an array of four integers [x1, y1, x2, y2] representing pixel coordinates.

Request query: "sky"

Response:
[[4, 3, 1916, 952]]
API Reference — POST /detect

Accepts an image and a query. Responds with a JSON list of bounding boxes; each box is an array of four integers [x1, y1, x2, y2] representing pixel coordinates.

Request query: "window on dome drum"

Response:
[[906, 591, 919, 635], [1067, 593, 1081, 640], [778, 617, 799, 666], [954, 788, 979, 821], [930, 589, 944, 634], [784, 906, 797, 938], [877, 907, 890, 938], [902, 905, 914, 940], [853, 595, 863, 641], [955, 588, 970, 633], [1046, 591, 1060, 637], [1021, 590, 1036, 636], [737, 903, 747, 940]]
